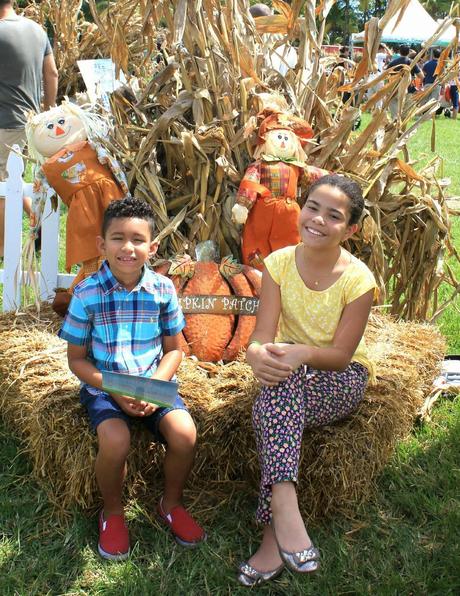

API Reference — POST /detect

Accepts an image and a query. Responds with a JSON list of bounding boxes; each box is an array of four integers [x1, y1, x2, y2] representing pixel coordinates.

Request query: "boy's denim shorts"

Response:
[[79, 386, 188, 444]]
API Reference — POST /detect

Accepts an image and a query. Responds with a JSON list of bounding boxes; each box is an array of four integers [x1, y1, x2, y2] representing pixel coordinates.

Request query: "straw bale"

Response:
[[0, 305, 445, 521]]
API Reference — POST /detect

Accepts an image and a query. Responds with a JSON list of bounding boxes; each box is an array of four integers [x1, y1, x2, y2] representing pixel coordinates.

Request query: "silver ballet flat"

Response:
[[278, 544, 320, 573], [236, 561, 285, 587]]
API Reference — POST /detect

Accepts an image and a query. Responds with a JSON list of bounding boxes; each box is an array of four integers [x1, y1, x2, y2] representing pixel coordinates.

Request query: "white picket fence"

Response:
[[0, 146, 75, 311]]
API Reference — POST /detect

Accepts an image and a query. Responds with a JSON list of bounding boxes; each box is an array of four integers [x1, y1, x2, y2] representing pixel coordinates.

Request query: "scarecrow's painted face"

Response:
[[264, 128, 299, 160], [32, 109, 87, 158]]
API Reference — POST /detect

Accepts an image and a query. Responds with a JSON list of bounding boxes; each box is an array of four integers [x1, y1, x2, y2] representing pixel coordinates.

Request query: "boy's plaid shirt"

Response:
[[59, 260, 185, 380]]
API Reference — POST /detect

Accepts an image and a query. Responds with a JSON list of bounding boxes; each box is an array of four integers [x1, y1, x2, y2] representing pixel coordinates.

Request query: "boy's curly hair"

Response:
[[102, 197, 155, 237]]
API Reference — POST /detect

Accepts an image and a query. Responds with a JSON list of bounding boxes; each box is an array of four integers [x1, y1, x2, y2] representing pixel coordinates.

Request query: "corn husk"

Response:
[[19, 0, 460, 321]]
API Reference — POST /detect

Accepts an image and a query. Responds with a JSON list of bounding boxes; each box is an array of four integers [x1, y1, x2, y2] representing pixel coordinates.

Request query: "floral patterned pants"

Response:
[[252, 362, 368, 524]]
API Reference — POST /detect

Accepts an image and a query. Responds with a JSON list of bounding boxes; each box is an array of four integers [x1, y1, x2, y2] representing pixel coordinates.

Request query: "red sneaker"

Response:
[[98, 511, 130, 561], [157, 499, 206, 547]]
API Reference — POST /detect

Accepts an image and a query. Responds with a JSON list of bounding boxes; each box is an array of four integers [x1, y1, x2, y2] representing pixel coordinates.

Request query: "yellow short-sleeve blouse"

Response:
[[265, 245, 378, 381]]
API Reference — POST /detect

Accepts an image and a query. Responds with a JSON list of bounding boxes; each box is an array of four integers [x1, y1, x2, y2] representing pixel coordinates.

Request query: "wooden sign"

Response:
[[179, 294, 259, 315]]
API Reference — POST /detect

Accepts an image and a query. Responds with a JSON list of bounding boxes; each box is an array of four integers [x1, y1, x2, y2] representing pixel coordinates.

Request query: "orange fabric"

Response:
[[42, 142, 125, 272], [240, 162, 303, 270], [242, 197, 300, 270], [257, 113, 314, 146], [238, 178, 272, 198]]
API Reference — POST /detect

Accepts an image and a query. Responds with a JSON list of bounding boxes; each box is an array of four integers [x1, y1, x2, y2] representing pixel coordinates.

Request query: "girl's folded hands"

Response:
[[246, 342, 300, 386]]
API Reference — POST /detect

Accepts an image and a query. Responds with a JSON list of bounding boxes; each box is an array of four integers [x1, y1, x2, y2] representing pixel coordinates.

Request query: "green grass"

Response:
[[405, 117, 460, 352], [358, 113, 460, 352], [437, 216, 460, 352], [407, 116, 460, 196], [1, 398, 459, 595], [0, 117, 459, 594]]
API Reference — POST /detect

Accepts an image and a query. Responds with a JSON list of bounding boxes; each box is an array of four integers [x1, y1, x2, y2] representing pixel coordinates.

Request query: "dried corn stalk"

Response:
[[21, 0, 160, 96], [19, 0, 460, 321]]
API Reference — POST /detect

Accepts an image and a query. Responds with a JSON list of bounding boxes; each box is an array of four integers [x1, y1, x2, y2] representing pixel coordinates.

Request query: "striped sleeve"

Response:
[[159, 278, 186, 336], [58, 294, 92, 345]]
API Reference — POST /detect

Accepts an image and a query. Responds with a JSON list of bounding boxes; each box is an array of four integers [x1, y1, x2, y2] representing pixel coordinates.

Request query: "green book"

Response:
[[102, 371, 178, 408]]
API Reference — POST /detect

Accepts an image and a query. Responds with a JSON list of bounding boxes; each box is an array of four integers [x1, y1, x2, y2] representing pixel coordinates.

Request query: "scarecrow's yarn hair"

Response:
[[25, 100, 109, 163]]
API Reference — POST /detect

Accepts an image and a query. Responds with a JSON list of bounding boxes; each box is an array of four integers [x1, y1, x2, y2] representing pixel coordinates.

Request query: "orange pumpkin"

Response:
[[154, 243, 261, 362]]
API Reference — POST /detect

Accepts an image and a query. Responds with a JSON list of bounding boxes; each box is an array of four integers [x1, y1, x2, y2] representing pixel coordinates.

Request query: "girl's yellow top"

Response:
[[265, 245, 378, 383]]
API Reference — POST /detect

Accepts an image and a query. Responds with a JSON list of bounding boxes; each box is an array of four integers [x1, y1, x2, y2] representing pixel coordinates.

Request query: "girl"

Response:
[[237, 174, 377, 587]]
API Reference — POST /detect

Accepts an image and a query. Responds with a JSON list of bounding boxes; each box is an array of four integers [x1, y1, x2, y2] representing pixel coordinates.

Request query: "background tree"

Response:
[[359, 0, 386, 23], [327, 0, 360, 44], [422, 1, 457, 20]]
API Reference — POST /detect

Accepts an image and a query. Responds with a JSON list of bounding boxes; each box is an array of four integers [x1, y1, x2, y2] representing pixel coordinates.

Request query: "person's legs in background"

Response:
[[389, 96, 399, 120], [450, 85, 458, 120]]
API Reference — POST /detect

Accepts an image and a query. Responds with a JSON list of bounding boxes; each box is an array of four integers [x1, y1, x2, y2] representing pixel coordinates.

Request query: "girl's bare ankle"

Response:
[[271, 482, 298, 513]]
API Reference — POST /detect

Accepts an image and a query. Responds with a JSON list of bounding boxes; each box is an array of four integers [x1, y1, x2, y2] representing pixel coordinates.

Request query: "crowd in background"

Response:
[[332, 43, 459, 120]]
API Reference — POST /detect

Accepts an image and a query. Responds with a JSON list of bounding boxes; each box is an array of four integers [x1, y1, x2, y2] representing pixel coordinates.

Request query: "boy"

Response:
[[59, 197, 205, 560]]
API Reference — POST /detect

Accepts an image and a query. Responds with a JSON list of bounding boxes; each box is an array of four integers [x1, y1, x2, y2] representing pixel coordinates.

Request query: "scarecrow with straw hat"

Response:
[[232, 111, 328, 269]]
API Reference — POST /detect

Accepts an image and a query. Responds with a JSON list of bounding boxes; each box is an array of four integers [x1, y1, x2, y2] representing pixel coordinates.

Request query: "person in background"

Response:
[[448, 75, 459, 120], [445, 53, 460, 120], [249, 3, 272, 18], [331, 46, 361, 128], [385, 45, 424, 118], [332, 46, 355, 102], [368, 43, 392, 109], [249, 3, 299, 78], [407, 49, 424, 93], [390, 45, 401, 61], [337, 45, 353, 66], [376, 43, 391, 72], [423, 48, 442, 106], [0, 0, 58, 256]]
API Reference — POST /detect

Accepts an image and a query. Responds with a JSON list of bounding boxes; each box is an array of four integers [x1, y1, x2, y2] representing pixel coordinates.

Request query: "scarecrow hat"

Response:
[[256, 112, 314, 146]]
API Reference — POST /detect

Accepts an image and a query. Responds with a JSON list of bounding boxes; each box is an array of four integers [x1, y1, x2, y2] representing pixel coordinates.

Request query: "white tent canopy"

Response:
[[352, 0, 456, 46]]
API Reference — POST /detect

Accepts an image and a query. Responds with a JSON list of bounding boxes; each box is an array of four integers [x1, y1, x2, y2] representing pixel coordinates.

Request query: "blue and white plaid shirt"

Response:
[[59, 261, 185, 383]]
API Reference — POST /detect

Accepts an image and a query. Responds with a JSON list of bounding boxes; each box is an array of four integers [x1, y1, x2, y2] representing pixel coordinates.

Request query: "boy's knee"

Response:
[[171, 427, 197, 453], [161, 410, 197, 453], [97, 418, 131, 458]]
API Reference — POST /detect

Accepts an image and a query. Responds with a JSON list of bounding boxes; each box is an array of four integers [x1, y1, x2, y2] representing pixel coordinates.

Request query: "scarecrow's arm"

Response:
[[31, 166, 55, 230], [300, 164, 329, 192], [232, 161, 267, 224], [92, 141, 130, 196], [235, 161, 265, 208]]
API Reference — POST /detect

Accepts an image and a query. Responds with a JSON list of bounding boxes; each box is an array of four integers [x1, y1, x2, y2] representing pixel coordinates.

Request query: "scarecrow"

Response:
[[232, 112, 328, 269], [25, 101, 129, 314]]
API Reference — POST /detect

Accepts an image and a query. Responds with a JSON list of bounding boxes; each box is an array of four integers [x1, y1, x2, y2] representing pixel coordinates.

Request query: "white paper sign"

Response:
[[77, 59, 126, 111]]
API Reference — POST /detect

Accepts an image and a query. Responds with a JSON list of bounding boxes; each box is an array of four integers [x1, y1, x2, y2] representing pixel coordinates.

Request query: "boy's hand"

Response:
[[246, 342, 292, 387], [111, 394, 157, 417]]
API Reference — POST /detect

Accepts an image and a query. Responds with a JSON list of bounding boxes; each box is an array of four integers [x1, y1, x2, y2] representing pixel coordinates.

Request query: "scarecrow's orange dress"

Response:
[[37, 140, 128, 273]]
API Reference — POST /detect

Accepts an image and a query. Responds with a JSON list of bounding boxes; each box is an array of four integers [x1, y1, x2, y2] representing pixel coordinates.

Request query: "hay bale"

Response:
[[0, 305, 445, 520]]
